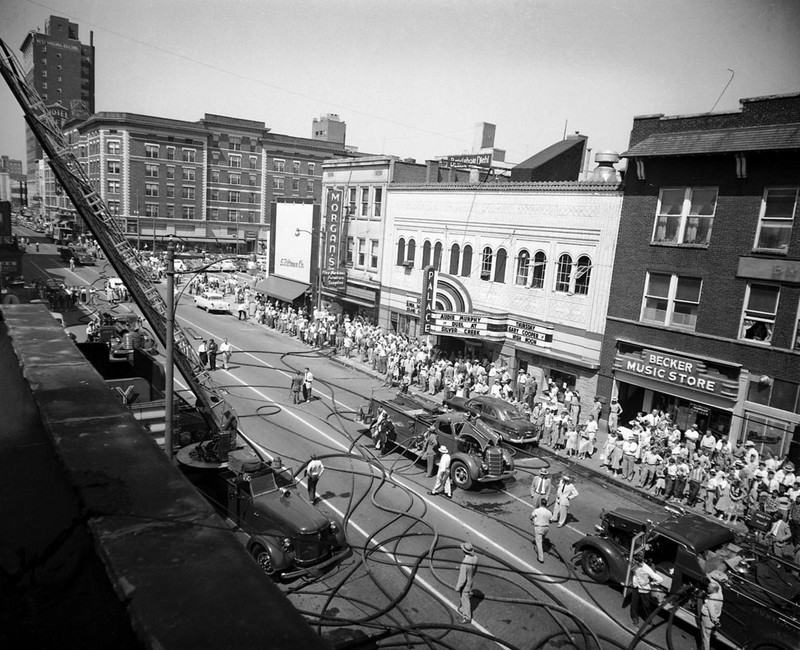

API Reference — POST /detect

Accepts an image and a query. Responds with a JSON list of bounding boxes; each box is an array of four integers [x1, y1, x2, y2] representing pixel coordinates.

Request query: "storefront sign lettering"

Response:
[[324, 190, 342, 270], [425, 311, 553, 348], [624, 360, 716, 391], [420, 266, 436, 334]]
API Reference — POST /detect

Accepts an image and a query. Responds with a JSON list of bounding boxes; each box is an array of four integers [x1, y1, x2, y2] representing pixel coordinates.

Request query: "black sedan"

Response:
[[444, 395, 538, 445]]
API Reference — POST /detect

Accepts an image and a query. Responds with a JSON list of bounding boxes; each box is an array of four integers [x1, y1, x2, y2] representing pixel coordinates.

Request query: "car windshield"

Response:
[[205, 293, 224, 300]]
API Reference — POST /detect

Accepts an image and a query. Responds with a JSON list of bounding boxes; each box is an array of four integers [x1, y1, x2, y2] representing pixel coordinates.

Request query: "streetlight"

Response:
[[295, 227, 322, 312]]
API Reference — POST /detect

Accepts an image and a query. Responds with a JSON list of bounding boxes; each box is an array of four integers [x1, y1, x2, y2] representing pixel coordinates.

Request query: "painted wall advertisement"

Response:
[[274, 202, 312, 284]]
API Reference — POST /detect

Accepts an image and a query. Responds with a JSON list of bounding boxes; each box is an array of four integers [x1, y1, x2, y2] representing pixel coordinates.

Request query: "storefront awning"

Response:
[[257, 276, 310, 302], [614, 370, 736, 411]]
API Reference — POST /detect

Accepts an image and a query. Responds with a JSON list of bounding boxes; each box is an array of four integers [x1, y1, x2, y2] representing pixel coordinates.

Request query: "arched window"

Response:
[[531, 251, 546, 289], [555, 253, 573, 292], [574, 255, 592, 295], [449, 243, 461, 275], [422, 240, 432, 267], [481, 246, 493, 280], [433, 242, 443, 271], [461, 245, 473, 277], [515, 250, 530, 285], [407, 238, 416, 265], [396, 238, 406, 266], [494, 248, 507, 283]]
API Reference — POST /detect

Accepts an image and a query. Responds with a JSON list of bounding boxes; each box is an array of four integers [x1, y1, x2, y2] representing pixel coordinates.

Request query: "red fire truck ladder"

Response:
[[0, 38, 235, 437]]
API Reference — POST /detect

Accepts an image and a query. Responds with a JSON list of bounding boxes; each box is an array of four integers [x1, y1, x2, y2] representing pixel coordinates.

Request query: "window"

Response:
[[249, 174, 257, 186], [165, 204, 175, 218], [361, 187, 369, 216], [210, 169, 220, 183], [182, 167, 195, 182], [574, 255, 592, 295], [229, 140, 241, 151], [374, 186, 383, 217], [145, 144, 159, 159], [449, 243, 461, 275], [166, 166, 175, 180], [346, 237, 355, 265], [166, 185, 175, 199], [229, 209, 238, 222], [308, 162, 316, 175], [433, 242, 443, 271], [166, 146, 175, 161], [249, 192, 257, 204], [145, 183, 158, 197], [107, 199, 120, 215], [182, 186, 195, 200], [210, 189, 220, 201], [755, 188, 797, 252], [747, 377, 800, 414], [531, 252, 546, 289], [740, 283, 779, 344], [107, 160, 120, 174], [358, 238, 366, 266], [230, 173, 241, 185], [210, 208, 219, 220], [461, 245, 473, 277], [145, 203, 158, 218], [273, 177, 284, 190], [293, 161, 301, 174], [481, 247, 493, 280], [144, 163, 158, 178], [292, 178, 300, 192], [407, 238, 416, 264], [230, 154, 241, 168], [306, 179, 314, 192], [652, 187, 717, 245], [182, 149, 196, 163], [555, 254, 572, 292], [494, 248, 507, 283], [641, 272, 702, 330], [422, 241, 432, 267], [348, 187, 357, 215], [370, 240, 379, 269], [249, 156, 258, 169], [230, 190, 240, 203], [396, 238, 406, 265], [182, 206, 195, 219], [273, 159, 285, 172], [515, 250, 530, 285]]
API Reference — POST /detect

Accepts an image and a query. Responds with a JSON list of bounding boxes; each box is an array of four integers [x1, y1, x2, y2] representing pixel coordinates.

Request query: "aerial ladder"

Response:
[[0, 38, 236, 445]]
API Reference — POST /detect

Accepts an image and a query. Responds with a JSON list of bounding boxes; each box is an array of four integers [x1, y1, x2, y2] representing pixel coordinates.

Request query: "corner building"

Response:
[[599, 92, 800, 461]]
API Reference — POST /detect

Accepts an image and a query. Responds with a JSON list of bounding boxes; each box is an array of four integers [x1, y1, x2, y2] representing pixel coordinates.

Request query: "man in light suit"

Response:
[[552, 475, 579, 527]]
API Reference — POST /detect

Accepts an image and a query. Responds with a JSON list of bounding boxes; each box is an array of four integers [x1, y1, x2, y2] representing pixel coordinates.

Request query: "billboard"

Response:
[[439, 153, 493, 168], [273, 202, 313, 283]]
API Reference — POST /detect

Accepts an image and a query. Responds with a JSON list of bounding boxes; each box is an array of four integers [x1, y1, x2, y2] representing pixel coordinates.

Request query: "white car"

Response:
[[207, 259, 237, 272], [195, 291, 230, 313]]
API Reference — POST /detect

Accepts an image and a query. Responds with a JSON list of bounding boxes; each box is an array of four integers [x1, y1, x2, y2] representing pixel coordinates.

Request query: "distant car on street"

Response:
[[195, 291, 230, 313], [444, 395, 538, 445], [207, 258, 237, 272]]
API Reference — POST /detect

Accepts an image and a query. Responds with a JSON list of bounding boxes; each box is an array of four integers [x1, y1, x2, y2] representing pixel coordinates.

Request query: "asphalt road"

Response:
[[14, 227, 710, 650]]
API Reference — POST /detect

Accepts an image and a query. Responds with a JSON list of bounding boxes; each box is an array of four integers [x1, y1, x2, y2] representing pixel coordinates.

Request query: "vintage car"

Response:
[[183, 450, 349, 580], [444, 395, 538, 445], [574, 506, 800, 649], [195, 291, 230, 313], [362, 390, 515, 490], [207, 258, 237, 272]]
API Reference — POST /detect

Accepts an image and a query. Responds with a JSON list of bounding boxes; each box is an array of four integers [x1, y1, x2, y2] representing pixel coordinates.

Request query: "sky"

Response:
[[1, 0, 799, 167]]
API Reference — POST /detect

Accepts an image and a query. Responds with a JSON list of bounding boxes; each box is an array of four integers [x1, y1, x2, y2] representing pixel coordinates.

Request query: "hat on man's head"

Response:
[[438, 445, 448, 454], [562, 475, 572, 482], [745, 441, 755, 447], [539, 468, 549, 476], [461, 542, 475, 555]]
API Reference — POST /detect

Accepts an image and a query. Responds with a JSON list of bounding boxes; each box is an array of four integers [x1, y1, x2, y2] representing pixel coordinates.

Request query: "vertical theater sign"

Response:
[[420, 265, 436, 334]]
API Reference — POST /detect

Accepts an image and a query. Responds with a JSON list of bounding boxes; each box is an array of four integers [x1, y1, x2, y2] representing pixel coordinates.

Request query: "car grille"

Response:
[[294, 530, 332, 565], [485, 447, 504, 476]]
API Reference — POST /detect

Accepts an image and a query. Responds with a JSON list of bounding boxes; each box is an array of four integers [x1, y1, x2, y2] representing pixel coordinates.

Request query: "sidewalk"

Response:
[[324, 348, 750, 536]]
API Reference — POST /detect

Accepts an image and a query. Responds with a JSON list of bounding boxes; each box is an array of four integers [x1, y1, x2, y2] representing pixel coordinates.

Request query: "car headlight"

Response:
[[329, 521, 339, 534], [480, 463, 488, 472], [281, 537, 293, 552]]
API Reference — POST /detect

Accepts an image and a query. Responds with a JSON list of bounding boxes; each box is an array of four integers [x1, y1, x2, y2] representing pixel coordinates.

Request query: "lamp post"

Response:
[[152, 211, 157, 253], [164, 234, 175, 462], [295, 227, 322, 311]]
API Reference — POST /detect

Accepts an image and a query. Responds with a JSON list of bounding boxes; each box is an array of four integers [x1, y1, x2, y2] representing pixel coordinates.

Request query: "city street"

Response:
[[14, 224, 708, 650]]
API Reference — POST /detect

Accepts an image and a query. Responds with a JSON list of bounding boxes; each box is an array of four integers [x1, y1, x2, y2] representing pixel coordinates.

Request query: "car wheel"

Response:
[[251, 544, 277, 577], [450, 460, 473, 490], [581, 548, 610, 583]]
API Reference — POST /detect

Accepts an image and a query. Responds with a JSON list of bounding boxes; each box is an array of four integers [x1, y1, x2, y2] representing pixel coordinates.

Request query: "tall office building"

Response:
[[20, 15, 95, 179]]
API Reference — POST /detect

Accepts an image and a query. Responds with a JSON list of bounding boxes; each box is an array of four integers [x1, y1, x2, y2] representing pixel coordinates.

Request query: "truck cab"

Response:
[[362, 389, 515, 490]]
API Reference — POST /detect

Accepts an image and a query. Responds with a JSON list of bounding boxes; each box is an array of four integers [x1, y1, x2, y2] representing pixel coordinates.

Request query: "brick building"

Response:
[[598, 92, 800, 461]]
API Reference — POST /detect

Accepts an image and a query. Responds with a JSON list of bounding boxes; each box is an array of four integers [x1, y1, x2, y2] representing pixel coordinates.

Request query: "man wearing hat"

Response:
[[455, 541, 478, 624], [552, 475, 579, 527], [429, 445, 452, 498], [420, 425, 440, 478], [530, 468, 552, 503], [530, 498, 554, 563]]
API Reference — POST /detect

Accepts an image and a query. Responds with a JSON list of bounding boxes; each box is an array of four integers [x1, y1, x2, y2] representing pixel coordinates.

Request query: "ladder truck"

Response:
[[0, 38, 236, 455]]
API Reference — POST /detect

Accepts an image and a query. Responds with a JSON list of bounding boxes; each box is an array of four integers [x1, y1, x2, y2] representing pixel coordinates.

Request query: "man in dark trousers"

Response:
[[420, 425, 439, 477], [455, 542, 478, 624], [290, 370, 304, 404], [305, 453, 324, 504]]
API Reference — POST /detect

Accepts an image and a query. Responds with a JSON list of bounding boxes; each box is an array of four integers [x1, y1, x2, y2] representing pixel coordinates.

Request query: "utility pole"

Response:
[[164, 235, 175, 463]]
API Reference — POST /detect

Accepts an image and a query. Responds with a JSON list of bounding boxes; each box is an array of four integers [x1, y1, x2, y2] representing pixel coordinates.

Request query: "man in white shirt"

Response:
[[630, 554, 663, 625], [530, 498, 554, 563], [429, 446, 452, 498], [219, 338, 232, 370], [303, 367, 314, 402], [305, 453, 325, 504]]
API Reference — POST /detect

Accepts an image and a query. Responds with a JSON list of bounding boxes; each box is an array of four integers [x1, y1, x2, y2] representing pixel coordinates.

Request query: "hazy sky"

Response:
[[1, 0, 799, 166]]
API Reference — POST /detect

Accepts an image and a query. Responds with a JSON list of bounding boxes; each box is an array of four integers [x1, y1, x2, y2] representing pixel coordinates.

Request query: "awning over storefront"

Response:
[[257, 275, 309, 302], [614, 370, 735, 411]]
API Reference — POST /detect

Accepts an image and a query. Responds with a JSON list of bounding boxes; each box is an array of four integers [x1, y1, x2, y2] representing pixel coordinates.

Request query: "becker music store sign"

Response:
[[613, 348, 739, 400]]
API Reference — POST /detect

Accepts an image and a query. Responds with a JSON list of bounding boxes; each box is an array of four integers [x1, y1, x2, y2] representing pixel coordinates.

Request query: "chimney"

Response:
[[426, 160, 440, 183], [589, 150, 621, 182], [473, 122, 496, 151]]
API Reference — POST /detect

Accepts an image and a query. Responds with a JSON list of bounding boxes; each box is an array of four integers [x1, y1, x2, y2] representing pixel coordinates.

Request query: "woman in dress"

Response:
[[713, 473, 732, 519], [725, 479, 744, 523]]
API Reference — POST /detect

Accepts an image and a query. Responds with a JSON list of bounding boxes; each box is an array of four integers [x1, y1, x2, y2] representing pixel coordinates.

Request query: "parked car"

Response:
[[195, 291, 230, 313], [207, 258, 237, 272], [444, 395, 538, 445], [574, 506, 800, 650]]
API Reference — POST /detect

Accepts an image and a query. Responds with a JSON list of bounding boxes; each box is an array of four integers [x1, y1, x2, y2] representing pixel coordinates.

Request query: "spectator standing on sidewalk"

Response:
[[608, 397, 623, 431], [685, 460, 707, 507], [219, 338, 232, 370], [530, 498, 553, 563], [552, 475, 579, 527], [305, 454, 324, 504], [621, 435, 639, 481], [455, 542, 478, 624]]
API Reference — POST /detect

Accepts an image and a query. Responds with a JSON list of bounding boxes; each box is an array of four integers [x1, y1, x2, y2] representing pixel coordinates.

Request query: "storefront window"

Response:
[[743, 412, 793, 458], [747, 376, 800, 413]]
